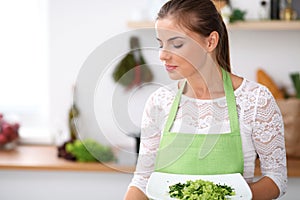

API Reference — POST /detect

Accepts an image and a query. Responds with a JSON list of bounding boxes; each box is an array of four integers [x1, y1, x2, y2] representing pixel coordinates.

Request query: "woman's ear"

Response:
[[207, 31, 219, 52]]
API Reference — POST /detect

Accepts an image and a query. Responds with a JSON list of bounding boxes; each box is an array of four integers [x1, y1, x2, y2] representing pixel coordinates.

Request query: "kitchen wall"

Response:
[[49, 0, 146, 147], [49, 0, 300, 152], [229, 30, 300, 93]]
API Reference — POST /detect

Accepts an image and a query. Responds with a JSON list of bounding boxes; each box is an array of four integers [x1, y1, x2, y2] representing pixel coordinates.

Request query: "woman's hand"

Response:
[[124, 186, 148, 200], [249, 176, 280, 200]]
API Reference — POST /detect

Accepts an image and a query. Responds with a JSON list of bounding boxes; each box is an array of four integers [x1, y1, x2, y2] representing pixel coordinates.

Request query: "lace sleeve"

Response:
[[129, 89, 167, 194], [252, 86, 288, 197]]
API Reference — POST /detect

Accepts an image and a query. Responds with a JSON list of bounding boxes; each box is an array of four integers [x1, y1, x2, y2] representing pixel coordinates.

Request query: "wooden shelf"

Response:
[[127, 21, 155, 29], [0, 145, 135, 173], [228, 20, 300, 31], [127, 20, 300, 31]]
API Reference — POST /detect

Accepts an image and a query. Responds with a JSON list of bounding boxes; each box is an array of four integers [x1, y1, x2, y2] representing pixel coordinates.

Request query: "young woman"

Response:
[[124, 0, 287, 199]]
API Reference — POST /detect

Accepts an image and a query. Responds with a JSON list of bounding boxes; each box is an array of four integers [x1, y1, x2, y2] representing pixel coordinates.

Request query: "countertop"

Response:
[[0, 144, 135, 173], [0, 145, 299, 177]]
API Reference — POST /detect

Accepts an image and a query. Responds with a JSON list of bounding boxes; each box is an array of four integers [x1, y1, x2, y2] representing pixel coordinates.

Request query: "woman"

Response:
[[124, 0, 287, 199]]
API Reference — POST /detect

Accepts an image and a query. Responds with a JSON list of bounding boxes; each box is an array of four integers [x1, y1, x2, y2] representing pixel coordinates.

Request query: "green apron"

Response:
[[154, 68, 244, 175]]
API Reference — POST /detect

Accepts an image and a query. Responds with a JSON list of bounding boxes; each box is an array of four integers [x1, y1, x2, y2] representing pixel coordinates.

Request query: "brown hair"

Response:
[[157, 0, 231, 72]]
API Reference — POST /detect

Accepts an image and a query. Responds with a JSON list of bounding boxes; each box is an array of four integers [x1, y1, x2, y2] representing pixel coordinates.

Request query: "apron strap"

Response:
[[163, 80, 186, 133], [222, 68, 240, 133], [163, 68, 239, 134]]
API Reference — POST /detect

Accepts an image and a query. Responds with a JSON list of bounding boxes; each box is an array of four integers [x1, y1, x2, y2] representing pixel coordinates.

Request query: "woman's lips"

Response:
[[165, 64, 177, 71]]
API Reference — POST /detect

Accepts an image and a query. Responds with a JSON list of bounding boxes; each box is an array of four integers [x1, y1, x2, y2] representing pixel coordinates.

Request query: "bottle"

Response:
[[220, 4, 232, 25], [68, 86, 79, 141], [259, 1, 269, 20], [270, 0, 280, 19], [281, 0, 297, 21]]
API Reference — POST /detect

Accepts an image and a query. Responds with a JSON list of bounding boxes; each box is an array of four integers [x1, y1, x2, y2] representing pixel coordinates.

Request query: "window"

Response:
[[0, 0, 51, 144]]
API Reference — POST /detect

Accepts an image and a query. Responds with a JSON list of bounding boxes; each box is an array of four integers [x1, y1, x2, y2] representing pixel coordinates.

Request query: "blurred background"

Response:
[[0, 0, 299, 199]]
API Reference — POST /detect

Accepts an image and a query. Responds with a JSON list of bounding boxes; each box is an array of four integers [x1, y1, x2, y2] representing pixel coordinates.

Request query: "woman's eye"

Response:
[[172, 41, 184, 49], [173, 43, 183, 48]]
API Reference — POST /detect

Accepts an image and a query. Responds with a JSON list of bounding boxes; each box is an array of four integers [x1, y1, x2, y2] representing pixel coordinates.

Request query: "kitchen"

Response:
[[0, 0, 300, 199]]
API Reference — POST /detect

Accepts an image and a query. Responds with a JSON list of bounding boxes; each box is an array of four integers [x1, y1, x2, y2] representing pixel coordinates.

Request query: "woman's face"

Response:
[[155, 17, 209, 80]]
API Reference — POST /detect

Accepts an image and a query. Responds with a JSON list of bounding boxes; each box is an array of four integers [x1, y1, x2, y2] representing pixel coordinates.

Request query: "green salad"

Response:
[[169, 179, 235, 200]]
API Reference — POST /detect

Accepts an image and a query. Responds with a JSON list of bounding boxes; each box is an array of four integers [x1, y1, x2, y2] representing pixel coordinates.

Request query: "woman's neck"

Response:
[[184, 66, 224, 99]]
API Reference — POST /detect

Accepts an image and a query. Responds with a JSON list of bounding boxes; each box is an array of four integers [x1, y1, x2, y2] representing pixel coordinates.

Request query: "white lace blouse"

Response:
[[129, 78, 287, 198]]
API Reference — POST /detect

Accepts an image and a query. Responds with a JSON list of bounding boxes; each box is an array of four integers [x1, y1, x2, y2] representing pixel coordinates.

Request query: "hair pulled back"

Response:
[[157, 0, 231, 72]]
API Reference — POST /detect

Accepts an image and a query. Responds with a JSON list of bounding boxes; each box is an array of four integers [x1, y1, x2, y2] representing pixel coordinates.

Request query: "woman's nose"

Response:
[[159, 48, 171, 61]]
